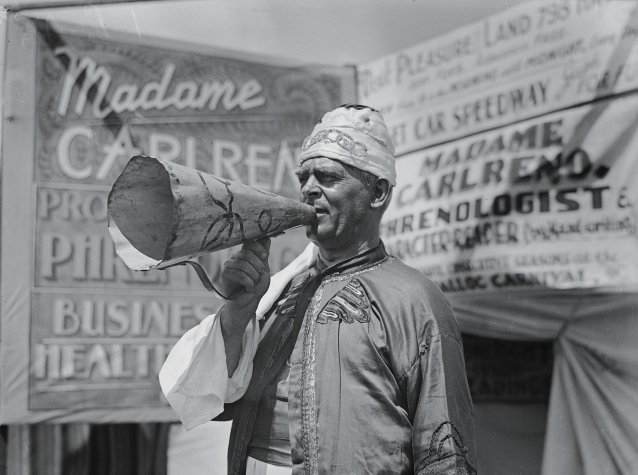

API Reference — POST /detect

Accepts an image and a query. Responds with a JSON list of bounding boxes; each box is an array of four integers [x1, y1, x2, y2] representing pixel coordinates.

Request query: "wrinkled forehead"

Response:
[[295, 156, 346, 175]]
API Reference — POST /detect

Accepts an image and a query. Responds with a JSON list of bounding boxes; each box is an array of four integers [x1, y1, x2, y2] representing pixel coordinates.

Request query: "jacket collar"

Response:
[[315, 242, 387, 277]]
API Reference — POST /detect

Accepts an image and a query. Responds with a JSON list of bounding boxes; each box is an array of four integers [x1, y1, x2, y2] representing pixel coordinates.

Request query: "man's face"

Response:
[[295, 157, 373, 250]]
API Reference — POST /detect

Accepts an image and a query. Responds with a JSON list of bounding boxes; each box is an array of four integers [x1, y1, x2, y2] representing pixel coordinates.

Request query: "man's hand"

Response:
[[221, 237, 271, 322], [219, 238, 271, 376]]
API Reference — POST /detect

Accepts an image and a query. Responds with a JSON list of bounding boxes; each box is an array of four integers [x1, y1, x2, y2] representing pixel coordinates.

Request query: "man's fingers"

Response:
[[221, 238, 271, 299], [225, 259, 259, 283], [223, 264, 256, 293], [233, 248, 268, 276], [242, 238, 271, 260], [257, 237, 271, 253]]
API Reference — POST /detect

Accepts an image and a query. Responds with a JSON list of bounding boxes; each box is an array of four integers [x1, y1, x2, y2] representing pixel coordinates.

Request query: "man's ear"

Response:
[[370, 179, 392, 209]]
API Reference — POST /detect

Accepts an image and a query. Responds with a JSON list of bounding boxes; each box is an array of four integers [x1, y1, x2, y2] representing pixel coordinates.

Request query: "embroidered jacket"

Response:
[[219, 246, 476, 474]]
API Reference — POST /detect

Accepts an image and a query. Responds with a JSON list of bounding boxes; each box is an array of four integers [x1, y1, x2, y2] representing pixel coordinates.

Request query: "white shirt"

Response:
[[159, 243, 317, 430]]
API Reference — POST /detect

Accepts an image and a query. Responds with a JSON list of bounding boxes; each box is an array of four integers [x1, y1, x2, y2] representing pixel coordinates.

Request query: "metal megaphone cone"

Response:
[[107, 156, 316, 276]]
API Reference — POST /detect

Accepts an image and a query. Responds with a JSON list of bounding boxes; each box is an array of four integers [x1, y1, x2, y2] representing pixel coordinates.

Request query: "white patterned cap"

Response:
[[298, 105, 396, 186]]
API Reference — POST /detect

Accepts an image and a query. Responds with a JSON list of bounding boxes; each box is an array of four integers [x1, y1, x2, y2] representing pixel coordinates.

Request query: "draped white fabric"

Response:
[[451, 290, 638, 475]]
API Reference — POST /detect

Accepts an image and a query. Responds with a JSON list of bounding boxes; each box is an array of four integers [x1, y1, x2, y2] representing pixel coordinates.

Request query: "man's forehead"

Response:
[[295, 156, 346, 174]]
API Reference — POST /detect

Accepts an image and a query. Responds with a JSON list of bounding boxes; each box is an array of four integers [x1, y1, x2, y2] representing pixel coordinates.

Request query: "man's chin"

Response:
[[305, 226, 320, 242], [305, 225, 334, 247]]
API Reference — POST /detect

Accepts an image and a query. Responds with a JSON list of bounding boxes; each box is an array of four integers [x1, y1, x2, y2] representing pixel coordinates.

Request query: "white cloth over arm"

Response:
[[159, 243, 317, 430], [159, 312, 259, 430]]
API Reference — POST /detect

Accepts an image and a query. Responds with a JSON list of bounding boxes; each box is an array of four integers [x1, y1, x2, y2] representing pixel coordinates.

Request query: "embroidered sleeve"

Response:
[[406, 326, 477, 475]]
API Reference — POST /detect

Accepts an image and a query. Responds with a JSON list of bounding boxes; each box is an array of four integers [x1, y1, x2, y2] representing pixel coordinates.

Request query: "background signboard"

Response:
[[463, 334, 553, 403], [0, 16, 354, 423], [358, 0, 638, 294], [359, 0, 638, 154], [381, 98, 638, 293]]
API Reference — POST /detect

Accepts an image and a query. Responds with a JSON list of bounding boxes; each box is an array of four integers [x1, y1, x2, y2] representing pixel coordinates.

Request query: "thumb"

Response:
[[257, 237, 271, 253]]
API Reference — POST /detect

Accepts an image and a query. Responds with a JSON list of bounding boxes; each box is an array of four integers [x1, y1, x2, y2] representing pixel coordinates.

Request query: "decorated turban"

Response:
[[298, 104, 397, 186]]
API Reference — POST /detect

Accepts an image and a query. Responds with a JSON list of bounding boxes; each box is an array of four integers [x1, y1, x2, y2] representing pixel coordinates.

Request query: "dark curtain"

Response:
[[27, 423, 170, 475]]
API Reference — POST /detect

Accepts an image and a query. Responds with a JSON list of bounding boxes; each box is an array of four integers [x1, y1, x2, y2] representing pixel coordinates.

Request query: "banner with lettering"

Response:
[[381, 96, 638, 293], [0, 17, 354, 423], [463, 335, 553, 403], [359, 0, 638, 154]]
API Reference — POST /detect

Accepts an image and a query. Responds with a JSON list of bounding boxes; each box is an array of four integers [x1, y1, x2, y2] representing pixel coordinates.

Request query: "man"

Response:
[[160, 104, 476, 474]]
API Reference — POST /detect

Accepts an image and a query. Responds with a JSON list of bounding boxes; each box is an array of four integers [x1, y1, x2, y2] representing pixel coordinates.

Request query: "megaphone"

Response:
[[107, 156, 316, 292]]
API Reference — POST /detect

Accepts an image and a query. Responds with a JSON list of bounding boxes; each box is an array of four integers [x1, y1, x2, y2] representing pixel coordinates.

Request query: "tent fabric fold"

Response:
[[450, 291, 638, 475]]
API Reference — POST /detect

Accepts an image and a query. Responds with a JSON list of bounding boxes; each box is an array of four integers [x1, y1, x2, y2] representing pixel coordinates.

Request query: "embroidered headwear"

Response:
[[298, 104, 397, 186]]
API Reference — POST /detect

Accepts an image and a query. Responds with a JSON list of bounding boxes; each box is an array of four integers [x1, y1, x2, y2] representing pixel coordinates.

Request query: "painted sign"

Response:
[[381, 97, 638, 293], [359, 0, 638, 154], [0, 17, 354, 423], [463, 335, 553, 403]]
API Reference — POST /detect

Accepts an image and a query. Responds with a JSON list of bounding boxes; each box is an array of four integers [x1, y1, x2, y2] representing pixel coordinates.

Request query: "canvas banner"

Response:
[[0, 16, 354, 423], [381, 97, 638, 294], [358, 0, 638, 154]]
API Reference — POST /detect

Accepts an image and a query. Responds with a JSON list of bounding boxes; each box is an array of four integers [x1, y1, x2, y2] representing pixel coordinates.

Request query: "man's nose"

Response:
[[301, 176, 321, 199]]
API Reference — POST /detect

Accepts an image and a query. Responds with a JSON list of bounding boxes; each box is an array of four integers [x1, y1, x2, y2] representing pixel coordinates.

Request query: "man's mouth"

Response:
[[303, 200, 328, 217]]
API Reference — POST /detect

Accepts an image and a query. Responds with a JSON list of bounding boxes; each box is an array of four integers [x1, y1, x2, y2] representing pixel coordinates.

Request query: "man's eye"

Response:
[[318, 173, 338, 184]]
